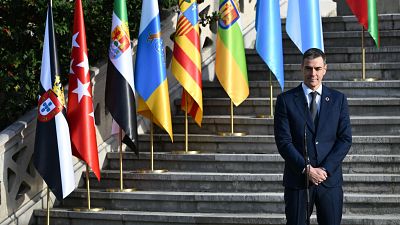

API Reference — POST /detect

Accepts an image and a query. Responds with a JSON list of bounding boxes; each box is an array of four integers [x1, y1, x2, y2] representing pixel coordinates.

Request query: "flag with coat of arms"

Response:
[[34, 1, 75, 200], [135, 0, 173, 141], [105, 0, 139, 155], [215, 0, 249, 106]]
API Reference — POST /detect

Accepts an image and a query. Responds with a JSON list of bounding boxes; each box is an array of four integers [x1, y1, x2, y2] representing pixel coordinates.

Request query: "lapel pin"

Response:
[[325, 97, 330, 102]]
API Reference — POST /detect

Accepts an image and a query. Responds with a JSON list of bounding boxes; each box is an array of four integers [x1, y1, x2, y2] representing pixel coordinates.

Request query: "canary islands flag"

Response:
[[135, 0, 173, 140], [171, 0, 203, 126], [215, 0, 249, 106]]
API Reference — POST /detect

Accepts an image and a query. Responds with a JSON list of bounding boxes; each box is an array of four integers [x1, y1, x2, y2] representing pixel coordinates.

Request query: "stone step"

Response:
[[247, 63, 400, 81], [246, 46, 400, 64], [282, 30, 400, 48], [318, 14, 400, 32], [137, 134, 400, 155], [269, 15, 399, 34], [33, 209, 400, 225], [85, 171, 400, 195], [61, 190, 400, 215], [188, 98, 400, 116], [170, 116, 400, 136], [105, 152, 400, 174], [202, 81, 400, 98]]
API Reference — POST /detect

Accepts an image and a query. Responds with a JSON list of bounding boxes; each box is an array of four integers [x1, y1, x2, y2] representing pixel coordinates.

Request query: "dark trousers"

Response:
[[284, 185, 343, 225]]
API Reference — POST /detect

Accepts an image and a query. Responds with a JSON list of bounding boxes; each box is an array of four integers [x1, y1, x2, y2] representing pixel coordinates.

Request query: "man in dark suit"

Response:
[[274, 48, 352, 225]]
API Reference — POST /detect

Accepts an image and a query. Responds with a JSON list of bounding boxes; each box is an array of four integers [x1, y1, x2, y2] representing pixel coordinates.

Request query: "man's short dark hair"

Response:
[[302, 48, 326, 65]]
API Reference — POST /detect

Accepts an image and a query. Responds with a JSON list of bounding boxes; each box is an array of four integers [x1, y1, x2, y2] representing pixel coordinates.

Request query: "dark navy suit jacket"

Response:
[[274, 84, 352, 189]]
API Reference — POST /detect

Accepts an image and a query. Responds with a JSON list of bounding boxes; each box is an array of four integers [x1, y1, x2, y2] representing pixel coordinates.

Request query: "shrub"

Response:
[[0, 0, 178, 130]]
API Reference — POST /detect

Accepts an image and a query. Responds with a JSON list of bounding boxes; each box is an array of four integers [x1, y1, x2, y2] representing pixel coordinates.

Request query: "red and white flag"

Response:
[[67, 0, 100, 180]]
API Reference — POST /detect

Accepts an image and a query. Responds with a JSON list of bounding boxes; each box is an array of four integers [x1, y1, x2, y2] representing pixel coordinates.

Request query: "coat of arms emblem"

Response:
[[219, 0, 240, 29]]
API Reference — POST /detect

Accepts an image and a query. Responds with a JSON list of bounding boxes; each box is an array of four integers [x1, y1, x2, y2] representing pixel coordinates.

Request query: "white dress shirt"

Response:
[[302, 83, 322, 113]]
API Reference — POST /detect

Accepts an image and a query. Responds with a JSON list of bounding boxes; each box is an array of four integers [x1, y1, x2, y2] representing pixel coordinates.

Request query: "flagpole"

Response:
[[230, 100, 234, 133], [185, 97, 188, 152], [86, 165, 91, 209], [73, 164, 104, 211], [362, 27, 366, 80], [354, 26, 377, 81], [218, 100, 246, 137], [172, 92, 200, 154], [46, 187, 50, 225], [106, 128, 136, 192], [139, 116, 167, 173], [257, 71, 274, 118], [150, 121, 154, 171], [82, 164, 103, 211], [119, 129, 124, 190], [269, 72, 274, 118]]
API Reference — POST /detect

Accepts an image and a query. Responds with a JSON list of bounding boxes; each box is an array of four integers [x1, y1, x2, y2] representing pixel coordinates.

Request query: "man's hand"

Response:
[[307, 165, 328, 185]]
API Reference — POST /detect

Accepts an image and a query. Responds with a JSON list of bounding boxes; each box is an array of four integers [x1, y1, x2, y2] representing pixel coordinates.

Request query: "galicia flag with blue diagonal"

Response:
[[34, 1, 75, 200]]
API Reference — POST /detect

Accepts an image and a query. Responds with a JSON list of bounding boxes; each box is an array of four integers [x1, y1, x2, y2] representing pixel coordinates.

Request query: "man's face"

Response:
[[302, 56, 327, 91]]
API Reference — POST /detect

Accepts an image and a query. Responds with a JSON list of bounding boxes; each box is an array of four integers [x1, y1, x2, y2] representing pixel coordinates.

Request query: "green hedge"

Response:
[[0, 0, 177, 131]]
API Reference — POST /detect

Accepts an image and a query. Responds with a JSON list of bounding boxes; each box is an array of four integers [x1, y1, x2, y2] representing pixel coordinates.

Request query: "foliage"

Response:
[[199, 10, 220, 27], [0, 0, 197, 131], [159, 0, 178, 9], [0, 0, 169, 131]]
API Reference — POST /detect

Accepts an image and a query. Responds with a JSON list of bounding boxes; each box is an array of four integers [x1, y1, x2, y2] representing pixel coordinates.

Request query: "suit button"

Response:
[[316, 141, 319, 145]]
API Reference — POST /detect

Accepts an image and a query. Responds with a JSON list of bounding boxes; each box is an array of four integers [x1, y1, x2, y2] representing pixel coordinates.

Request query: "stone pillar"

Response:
[[334, 0, 400, 15]]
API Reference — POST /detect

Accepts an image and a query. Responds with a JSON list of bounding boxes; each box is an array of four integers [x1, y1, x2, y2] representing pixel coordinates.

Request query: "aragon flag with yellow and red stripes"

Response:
[[215, 0, 249, 106], [171, 0, 203, 126]]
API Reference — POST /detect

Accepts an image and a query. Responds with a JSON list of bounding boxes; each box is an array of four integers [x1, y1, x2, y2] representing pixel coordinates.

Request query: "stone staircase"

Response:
[[32, 15, 400, 225]]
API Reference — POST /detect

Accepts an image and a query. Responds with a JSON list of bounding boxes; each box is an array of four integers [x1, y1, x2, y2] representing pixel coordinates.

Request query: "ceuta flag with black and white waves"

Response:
[[67, 0, 100, 180], [34, 1, 75, 200]]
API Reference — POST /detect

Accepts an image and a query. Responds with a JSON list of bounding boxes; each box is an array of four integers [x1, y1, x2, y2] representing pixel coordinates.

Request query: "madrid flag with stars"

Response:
[[67, 0, 100, 180]]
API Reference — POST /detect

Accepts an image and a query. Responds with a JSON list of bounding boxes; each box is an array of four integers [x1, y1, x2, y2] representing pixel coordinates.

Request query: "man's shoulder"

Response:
[[323, 85, 346, 98], [278, 84, 302, 97]]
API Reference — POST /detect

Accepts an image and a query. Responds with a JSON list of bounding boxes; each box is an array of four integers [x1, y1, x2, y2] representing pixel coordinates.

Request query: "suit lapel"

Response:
[[293, 85, 315, 133], [316, 85, 332, 134]]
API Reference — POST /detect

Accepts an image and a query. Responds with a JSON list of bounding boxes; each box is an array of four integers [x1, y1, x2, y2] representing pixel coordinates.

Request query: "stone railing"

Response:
[[0, 1, 337, 224], [0, 66, 117, 225]]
